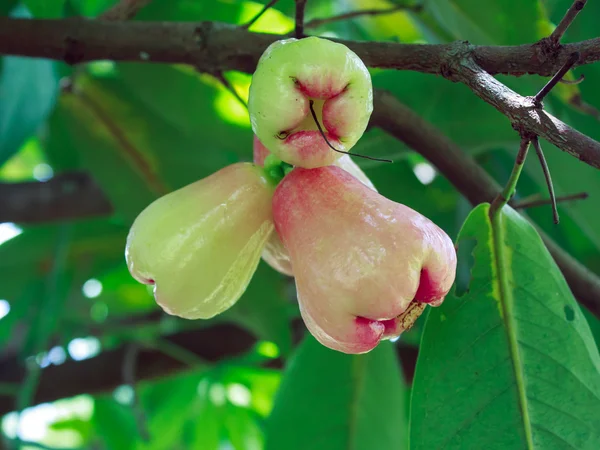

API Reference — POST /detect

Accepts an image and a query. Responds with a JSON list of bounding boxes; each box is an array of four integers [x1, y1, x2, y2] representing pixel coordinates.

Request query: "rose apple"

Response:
[[253, 135, 377, 277], [126, 163, 275, 319], [273, 166, 457, 354], [248, 37, 373, 168]]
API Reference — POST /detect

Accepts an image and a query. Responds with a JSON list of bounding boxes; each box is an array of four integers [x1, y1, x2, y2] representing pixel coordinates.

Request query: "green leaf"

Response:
[[0, 5, 59, 166], [265, 336, 407, 450], [93, 397, 139, 450], [23, 0, 66, 17], [0, 0, 17, 15], [426, 0, 545, 44], [410, 204, 600, 449]]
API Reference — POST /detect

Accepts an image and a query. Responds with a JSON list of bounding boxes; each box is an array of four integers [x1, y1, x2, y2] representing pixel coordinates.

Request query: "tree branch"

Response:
[[549, 0, 587, 45], [1, 18, 599, 170], [0, 322, 418, 415], [444, 46, 600, 170], [0, 18, 599, 75], [0, 172, 113, 223], [1, 22, 598, 319]]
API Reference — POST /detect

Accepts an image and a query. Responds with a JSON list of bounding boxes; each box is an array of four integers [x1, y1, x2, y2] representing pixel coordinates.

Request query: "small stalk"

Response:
[[489, 138, 531, 219]]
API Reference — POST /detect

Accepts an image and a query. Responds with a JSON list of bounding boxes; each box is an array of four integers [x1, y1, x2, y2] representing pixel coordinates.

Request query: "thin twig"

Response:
[[514, 192, 588, 209], [308, 100, 392, 163], [144, 338, 208, 368], [242, 0, 279, 29], [489, 137, 531, 218], [534, 52, 580, 106], [569, 94, 600, 121], [305, 4, 421, 29], [295, 0, 307, 38], [532, 137, 560, 224], [100, 0, 153, 21], [560, 74, 585, 85], [123, 343, 150, 442], [213, 71, 247, 109], [550, 0, 587, 44]]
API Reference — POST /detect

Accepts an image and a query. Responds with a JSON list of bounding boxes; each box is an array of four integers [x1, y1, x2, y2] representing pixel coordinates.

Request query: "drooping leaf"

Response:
[[266, 335, 407, 450], [0, 5, 59, 166], [410, 204, 600, 449]]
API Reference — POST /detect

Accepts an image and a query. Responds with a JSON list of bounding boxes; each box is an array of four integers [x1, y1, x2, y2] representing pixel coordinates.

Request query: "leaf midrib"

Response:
[[491, 210, 534, 449]]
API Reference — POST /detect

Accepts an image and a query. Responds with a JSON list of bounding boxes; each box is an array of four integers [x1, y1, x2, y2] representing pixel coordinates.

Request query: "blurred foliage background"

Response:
[[1, 0, 599, 449]]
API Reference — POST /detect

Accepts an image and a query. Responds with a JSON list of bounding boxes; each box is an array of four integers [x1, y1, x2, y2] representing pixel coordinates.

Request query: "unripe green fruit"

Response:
[[125, 163, 275, 319], [248, 37, 373, 169]]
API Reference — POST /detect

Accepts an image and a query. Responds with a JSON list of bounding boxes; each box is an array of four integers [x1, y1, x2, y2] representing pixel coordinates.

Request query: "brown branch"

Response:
[[550, 0, 587, 45], [445, 49, 600, 170], [569, 94, 600, 120], [0, 322, 418, 415], [514, 192, 588, 209], [99, 0, 153, 21], [0, 18, 598, 319], [533, 52, 580, 106], [0, 172, 113, 223], [294, 0, 307, 39], [1, 19, 599, 170], [0, 19, 598, 76]]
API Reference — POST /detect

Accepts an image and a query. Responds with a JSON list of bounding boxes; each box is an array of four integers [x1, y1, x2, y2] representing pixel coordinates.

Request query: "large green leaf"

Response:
[[410, 204, 600, 449], [266, 336, 407, 450], [426, 0, 545, 44], [0, 5, 59, 166]]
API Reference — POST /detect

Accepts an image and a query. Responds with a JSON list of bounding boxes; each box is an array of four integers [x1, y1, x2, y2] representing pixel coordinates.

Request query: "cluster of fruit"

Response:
[[125, 37, 457, 354]]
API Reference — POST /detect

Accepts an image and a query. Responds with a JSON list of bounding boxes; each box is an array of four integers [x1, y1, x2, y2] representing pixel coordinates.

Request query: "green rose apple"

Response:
[[126, 163, 275, 319]]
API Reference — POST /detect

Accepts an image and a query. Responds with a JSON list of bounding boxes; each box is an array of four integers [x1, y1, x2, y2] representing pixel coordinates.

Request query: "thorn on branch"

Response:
[[532, 137, 560, 224], [242, 0, 279, 29], [533, 52, 580, 107], [549, 0, 587, 45], [213, 71, 248, 109], [295, 0, 307, 39], [304, 3, 422, 29], [514, 192, 588, 209]]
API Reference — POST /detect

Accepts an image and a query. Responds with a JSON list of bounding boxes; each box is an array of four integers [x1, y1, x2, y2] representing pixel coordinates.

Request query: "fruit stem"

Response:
[[489, 137, 531, 219], [308, 100, 393, 163], [263, 154, 293, 185]]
